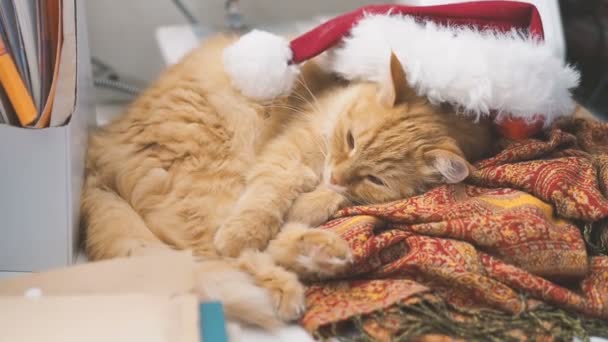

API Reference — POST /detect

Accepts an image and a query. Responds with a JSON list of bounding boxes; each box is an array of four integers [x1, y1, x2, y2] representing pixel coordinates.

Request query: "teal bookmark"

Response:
[[199, 301, 228, 342]]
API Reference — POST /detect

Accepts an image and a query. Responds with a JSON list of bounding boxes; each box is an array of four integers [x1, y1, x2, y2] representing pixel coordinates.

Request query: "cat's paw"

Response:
[[262, 269, 306, 321], [268, 223, 353, 280], [194, 260, 282, 330], [237, 250, 306, 321], [294, 229, 353, 279], [215, 214, 276, 257], [286, 187, 348, 227]]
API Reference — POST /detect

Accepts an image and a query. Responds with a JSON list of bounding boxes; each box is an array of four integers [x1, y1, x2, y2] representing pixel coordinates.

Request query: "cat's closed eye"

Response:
[[346, 130, 355, 150], [366, 175, 385, 186]]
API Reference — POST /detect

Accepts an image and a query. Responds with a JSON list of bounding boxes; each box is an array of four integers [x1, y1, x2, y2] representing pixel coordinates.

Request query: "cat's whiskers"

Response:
[[285, 95, 328, 159], [265, 103, 308, 115], [288, 91, 316, 114], [266, 97, 328, 160], [295, 78, 323, 117], [312, 135, 328, 159], [317, 135, 329, 158], [268, 102, 328, 158], [267, 97, 313, 114], [285, 79, 321, 120], [267, 98, 308, 116]]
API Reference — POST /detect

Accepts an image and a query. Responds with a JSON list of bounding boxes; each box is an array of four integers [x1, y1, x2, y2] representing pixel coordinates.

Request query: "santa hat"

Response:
[[223, 1, 580, 140]]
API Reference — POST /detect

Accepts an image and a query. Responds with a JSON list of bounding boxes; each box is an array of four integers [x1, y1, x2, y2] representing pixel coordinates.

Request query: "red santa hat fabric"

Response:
[[223, 1, 580, 139]]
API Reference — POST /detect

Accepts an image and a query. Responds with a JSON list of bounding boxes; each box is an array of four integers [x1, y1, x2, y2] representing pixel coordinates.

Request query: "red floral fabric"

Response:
[[301, 119, 608, 335]]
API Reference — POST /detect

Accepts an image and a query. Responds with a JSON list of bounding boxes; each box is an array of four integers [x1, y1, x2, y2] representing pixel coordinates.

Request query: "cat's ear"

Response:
[[379, 52, 417, 107], [425, 149, 473, 184]]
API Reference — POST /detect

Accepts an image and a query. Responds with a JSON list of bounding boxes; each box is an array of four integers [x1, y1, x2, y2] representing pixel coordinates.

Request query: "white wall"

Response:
[[85, 0, 384, 84], [86, 0, 190, 85]]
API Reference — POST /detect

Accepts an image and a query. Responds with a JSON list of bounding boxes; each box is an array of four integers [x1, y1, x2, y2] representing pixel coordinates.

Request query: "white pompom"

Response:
[[223, 30, 299, 101]]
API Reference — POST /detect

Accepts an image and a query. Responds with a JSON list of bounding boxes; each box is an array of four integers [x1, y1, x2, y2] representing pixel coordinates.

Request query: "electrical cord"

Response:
[[92, 0, 247, 96], [91, 57, 141, 96], [171, 0, 199, 25], [93, 78, 141, 96]]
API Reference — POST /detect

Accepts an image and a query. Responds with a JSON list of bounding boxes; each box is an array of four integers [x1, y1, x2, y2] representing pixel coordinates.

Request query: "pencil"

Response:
[[0, 35, 37, 126]]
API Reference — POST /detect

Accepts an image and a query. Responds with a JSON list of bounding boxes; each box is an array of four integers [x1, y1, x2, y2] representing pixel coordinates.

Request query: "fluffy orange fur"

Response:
[[82, 35, 495, 327]]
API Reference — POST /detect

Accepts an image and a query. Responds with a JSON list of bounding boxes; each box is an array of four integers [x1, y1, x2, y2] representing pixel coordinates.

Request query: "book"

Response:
[[0, 34, 36, 126], [50, 0, 75, 127], [36, 0, 51, 111], [0, 0, 63, 128], [35, 0, 62, 128]]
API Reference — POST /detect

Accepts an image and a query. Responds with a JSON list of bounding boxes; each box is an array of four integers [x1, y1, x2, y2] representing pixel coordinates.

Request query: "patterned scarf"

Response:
[[301, 118, 608, 341]]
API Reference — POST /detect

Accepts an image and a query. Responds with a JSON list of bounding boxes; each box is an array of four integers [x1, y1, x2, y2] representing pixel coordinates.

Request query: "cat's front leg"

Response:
[[214, 162, 319, 257], [267, 222, 353, 281], [286, 186, 350, 227]]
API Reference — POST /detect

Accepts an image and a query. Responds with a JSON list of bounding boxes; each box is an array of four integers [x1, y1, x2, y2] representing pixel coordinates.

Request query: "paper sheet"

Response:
[[0, 294, 200, 342], [0, 250, 197, 296]]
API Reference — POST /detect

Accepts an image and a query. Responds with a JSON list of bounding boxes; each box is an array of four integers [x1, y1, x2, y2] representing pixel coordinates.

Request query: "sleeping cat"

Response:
[[82, 35, 495, 328]]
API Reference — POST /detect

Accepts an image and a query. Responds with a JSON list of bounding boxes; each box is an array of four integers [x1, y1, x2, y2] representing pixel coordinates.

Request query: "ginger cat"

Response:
[[82, 35, 494, 328]]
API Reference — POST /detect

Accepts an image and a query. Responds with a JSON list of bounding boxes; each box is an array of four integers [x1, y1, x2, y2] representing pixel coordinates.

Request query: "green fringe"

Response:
[[316, 298, 608, 342], [312, 222, 608, 341]]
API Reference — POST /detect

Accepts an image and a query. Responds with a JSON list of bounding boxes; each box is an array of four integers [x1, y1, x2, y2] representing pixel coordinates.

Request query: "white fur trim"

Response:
[[223, 30, 299, 100], [320, 15, 580, 125]]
